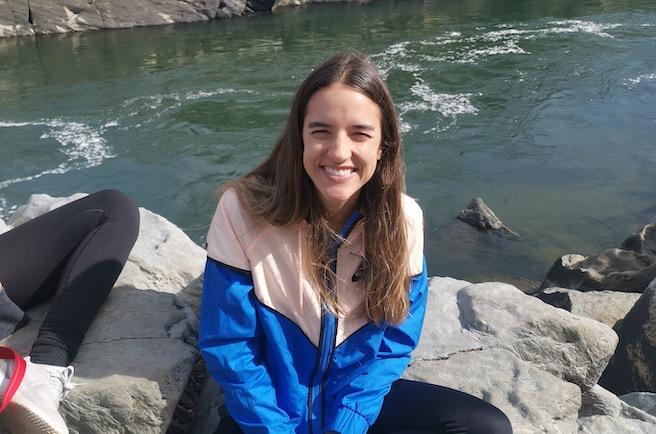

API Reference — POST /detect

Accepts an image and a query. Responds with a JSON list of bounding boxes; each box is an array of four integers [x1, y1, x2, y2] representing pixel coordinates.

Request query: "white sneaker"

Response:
[[1, 356, 74, 434]]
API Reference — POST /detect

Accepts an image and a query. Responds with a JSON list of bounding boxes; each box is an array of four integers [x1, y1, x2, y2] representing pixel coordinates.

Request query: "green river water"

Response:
[[1, 0, 655, 289]]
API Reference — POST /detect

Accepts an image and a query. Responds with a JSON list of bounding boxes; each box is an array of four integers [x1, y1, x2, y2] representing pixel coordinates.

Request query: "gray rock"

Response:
[[462, 282, 618, 389], [599, 280, 656, 395], [578, 386, 656, 433], [457, 197, 518, 235], [539, 250, 656, 293], [0, 193, 206, 433], [408, 349, 582, 434], [404, 278, 656, 434], [216, 0, 248, 18], [621, 222, 656, 257], [6, 193, 87, 227], [536, 287, 641, 328], [61, 288, 198, 434], [0, 0, 250, 37], [538, 220, 656, 294], [117, 207, 205, 314], [0, 0, 366, 38]]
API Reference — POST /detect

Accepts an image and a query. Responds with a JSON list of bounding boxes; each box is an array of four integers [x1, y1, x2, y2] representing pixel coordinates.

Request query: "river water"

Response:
[[1, 0, 655, 289]]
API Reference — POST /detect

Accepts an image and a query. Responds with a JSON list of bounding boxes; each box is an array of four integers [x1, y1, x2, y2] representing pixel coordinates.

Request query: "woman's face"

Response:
[[302, 83, 383, 225]]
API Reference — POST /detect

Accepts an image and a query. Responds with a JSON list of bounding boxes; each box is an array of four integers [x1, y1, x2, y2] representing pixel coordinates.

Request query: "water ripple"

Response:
[[121, 88, 254, 126], [0, 119, 113, 190]]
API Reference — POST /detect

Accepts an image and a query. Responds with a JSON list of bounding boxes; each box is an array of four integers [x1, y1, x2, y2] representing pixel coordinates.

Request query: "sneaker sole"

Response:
[[1, 392, 68, 434]]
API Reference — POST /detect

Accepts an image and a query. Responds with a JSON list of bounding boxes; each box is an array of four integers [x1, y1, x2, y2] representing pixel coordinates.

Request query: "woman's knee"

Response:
[[90, 189, 137, 212], [93, 189, 138, 216], [88, 189, 140, 239]]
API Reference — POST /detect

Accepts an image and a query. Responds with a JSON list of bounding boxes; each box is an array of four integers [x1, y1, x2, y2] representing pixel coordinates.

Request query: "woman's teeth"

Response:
[[324, 167, 352, 176]]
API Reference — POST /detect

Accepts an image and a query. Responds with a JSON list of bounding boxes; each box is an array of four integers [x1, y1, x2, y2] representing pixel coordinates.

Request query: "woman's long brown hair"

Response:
[[221, 49, 410, 325]]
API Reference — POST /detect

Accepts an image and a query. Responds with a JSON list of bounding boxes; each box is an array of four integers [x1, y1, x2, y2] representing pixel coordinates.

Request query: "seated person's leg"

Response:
[[0, 190, 139, 434], [370, 379, 513, 434]]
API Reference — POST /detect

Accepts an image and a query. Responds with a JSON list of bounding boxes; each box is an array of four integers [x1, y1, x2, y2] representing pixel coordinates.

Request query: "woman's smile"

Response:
[[322, 166, 356, 178]]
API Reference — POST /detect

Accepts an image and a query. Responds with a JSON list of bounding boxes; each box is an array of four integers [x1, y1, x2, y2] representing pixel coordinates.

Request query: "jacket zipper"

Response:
[[306, 211, 363, 433]]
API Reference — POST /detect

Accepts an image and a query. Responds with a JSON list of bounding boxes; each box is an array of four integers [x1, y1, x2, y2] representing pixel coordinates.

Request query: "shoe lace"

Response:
[[47, 366, 75, 401]]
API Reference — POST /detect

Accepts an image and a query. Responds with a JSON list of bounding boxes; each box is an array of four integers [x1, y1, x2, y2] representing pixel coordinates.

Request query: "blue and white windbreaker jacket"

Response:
[[199, 189, 428, 434]]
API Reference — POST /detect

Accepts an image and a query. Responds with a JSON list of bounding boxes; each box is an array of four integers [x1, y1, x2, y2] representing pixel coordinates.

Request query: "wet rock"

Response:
[[457, 197, 518, 236], [538, 250, 656, 294], [537, 220, 656, 294]]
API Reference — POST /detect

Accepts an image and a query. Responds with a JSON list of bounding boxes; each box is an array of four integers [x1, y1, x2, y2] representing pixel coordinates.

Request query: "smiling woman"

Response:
[[198, 50, 513, 434]]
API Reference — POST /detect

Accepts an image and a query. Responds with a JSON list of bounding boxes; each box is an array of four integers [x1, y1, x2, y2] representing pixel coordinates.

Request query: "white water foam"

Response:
[[544, 20, 621, 38], [373, 41, 416, 78], [625, 73, 656, 86], [373, 40, 480, 133], [415, 28, 529, 64], [416, 20, 620, 64], [0, 119, 114, 190], [408, 82, 479, 117], [122, 88, 252, 126], [397, 82, 479, 133], [373, 18, 623, 134]]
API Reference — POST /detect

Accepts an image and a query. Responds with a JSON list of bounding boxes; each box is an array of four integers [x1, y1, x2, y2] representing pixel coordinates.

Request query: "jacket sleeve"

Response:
[[322, 259, 429, 433], [199, 258, 296, 434]]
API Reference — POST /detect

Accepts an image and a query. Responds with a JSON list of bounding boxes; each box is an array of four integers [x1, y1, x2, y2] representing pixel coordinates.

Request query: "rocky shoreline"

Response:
[[0, 0, 346, 38], [1, 193, 655, 433]]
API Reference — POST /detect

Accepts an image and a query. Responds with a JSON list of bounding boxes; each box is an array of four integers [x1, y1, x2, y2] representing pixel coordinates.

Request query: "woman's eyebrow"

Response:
[[352, 124, 377, 131], [307, 121, 330, 128], [307, 120, 376, 130]]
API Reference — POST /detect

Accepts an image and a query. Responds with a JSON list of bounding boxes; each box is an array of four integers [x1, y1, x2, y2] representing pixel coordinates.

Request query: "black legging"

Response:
[[215, 379, 513, 434], [369, 379, 512, 433], [0, 189, 139, 366]]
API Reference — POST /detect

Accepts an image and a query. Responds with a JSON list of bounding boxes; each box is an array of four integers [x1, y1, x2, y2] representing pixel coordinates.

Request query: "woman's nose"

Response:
[[328, 133, 350, 161]]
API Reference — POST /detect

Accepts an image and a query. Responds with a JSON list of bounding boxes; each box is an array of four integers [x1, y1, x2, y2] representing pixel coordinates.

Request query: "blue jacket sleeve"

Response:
[[199, 258, 296, 434], [323, 259, 429, 433]]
